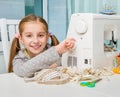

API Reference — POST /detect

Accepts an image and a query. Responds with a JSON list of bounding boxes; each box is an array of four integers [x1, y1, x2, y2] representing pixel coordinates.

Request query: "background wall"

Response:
[[48, 0, 67, 42], [0, 0, 25, 19]]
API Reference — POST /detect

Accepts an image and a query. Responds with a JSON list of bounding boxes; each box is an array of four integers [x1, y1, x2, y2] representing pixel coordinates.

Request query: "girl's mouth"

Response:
[[31, 45, 41, 50]]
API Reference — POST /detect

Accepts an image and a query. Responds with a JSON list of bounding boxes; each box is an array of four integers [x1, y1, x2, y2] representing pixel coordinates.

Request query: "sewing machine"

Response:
[[62, 13, 120, 69]]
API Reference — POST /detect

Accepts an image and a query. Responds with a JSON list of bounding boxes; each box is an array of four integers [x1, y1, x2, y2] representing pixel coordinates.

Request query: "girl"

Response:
[[8, 14, 75, 77]]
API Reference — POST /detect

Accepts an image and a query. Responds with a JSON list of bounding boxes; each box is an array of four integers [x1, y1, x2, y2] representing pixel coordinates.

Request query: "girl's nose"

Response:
[[33, 37, 39, 43]]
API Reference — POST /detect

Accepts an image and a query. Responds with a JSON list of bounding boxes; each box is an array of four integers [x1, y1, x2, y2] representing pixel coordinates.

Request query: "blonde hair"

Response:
[[8, 14, 59, 72]]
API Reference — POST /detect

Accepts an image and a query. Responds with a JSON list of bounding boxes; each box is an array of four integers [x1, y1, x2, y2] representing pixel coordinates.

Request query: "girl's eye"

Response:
[[26, 35, 32, 37], [39, 34, 45, 37]]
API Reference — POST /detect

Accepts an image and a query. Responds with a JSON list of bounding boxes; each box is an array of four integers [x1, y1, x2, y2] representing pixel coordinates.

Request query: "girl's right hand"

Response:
[[55, 38, 76, 54]]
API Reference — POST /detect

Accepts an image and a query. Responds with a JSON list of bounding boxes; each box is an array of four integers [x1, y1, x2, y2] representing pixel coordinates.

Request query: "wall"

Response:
[[48, 0, 67, 42], [0, 0, 25, 19]]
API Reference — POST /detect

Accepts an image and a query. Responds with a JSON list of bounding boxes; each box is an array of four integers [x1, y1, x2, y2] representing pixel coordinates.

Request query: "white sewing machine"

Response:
[[62, 13, 120, 69]]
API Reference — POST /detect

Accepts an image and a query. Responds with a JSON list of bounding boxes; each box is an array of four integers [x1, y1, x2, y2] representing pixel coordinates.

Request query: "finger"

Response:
[[49, 64, 57, 68]]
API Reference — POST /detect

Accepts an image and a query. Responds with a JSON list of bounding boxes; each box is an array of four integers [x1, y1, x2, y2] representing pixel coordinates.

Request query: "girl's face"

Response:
[[19, 21, 49, 57]]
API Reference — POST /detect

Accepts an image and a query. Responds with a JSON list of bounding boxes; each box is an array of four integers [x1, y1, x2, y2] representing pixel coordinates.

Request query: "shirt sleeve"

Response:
[[12, 46, 61, 77]]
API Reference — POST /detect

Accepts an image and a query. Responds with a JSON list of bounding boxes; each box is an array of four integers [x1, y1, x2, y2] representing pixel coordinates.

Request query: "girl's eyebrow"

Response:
[[23, 31, 47, 34], [38, 32, 47, 34], [39, 31, 47, 33], [24, 32, 32, 34]]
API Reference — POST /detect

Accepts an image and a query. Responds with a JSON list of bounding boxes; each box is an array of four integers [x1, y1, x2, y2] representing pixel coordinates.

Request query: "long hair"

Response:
[[8, 37, 20, 72], [8, 14, 59, 72]]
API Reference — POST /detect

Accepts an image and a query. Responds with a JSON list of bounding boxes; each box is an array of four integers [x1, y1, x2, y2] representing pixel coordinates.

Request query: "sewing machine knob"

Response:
[[75, 20, 88, 35]]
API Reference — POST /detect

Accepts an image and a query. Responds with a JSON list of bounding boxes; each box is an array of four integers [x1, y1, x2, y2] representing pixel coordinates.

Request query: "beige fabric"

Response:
[[24, 69, 70, 85], [24, 67, 113, 85]]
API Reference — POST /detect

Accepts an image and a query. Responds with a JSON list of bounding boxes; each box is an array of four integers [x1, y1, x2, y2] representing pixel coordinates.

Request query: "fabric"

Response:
[[12, 44, 61, 77], [24, 68, 70, 85]]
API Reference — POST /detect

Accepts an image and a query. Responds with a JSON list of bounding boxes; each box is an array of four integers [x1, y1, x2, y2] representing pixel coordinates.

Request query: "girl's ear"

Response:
[[19, 36, 24, 45]]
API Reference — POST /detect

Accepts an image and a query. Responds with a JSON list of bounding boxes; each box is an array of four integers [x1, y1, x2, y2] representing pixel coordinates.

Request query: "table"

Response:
[[0, 73, 120, 97]]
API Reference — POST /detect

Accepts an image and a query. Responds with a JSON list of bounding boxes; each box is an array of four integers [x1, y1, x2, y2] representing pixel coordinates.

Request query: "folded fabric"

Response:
[[24, 69, 70, 85]]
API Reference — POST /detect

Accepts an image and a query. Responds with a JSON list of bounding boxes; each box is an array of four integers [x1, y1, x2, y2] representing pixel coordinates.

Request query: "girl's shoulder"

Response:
[[15, 48, 30, 59]]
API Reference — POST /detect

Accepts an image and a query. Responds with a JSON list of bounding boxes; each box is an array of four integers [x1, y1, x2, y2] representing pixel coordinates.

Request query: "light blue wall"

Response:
[[48, 0, 67, 42], [0, 0, 25, 19], [25, 0, 43, 17], [34, 0, 43, 17]]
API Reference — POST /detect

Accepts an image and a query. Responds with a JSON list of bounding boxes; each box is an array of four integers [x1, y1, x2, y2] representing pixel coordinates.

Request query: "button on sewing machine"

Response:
[[84, 59, 88, 64]]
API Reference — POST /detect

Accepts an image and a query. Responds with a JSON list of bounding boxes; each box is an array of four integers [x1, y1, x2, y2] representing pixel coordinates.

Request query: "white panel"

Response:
[[0, 19, 20, 73]]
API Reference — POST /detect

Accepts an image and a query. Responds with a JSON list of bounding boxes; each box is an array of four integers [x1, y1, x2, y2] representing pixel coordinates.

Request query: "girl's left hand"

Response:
[[49, 63, 57, 68]]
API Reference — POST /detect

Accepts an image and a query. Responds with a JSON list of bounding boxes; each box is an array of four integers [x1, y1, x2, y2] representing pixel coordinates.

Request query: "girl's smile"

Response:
[[30, 44, 41, 50]]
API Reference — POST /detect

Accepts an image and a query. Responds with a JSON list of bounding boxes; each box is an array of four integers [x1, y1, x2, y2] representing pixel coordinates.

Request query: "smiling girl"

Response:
[[8, 14, 75, 77]]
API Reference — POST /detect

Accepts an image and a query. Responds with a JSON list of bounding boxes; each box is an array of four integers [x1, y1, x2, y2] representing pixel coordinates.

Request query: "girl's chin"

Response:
[[33, 50, 40, 53], [30, 50, 42, 54]]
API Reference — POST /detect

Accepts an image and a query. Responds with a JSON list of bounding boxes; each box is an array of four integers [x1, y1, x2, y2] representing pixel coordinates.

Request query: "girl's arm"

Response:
[[13, 47, 61, 77], [13, 38, 75, 77]]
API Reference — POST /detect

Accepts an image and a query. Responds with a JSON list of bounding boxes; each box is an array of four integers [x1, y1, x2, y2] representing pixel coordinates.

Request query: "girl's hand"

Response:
[[55, 38, 76, 54], [49, 63, 57, 68]]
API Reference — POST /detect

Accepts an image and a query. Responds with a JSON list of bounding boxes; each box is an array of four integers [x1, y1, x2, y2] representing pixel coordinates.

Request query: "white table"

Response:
[[0, 73, 120, 97]]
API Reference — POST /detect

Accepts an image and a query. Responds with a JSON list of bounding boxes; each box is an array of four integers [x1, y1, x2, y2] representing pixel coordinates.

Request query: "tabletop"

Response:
[[0, 73, 120, 97]]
